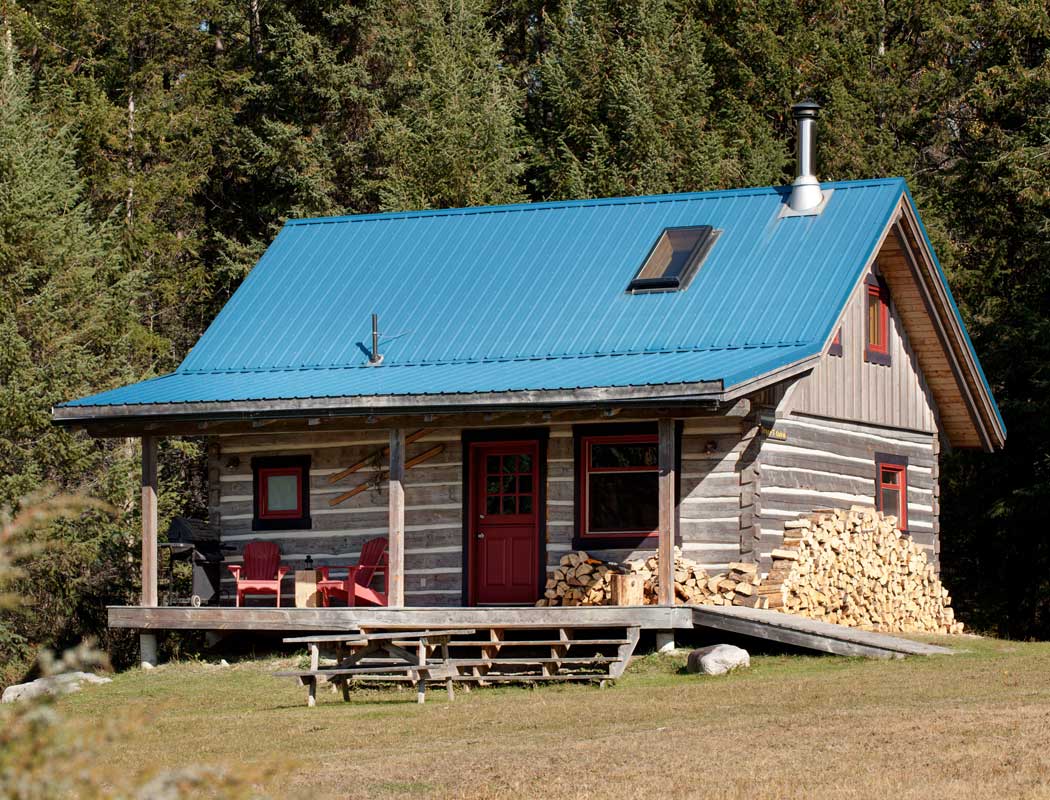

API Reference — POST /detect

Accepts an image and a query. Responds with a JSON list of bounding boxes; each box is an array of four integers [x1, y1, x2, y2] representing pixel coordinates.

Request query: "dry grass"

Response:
[[57, 636, 1050, 800]]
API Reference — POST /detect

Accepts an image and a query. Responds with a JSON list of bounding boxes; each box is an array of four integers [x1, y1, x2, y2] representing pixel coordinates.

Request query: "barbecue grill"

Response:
[[160, 517, 234, 607]]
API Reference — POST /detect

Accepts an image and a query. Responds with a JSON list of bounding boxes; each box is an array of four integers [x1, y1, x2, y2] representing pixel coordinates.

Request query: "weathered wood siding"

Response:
[[790, 266, 938, 433], [751, 411, 940, 570], [210, 414, 759, 606], [211, 429, 463, 606], [545, 418, 753, 573]]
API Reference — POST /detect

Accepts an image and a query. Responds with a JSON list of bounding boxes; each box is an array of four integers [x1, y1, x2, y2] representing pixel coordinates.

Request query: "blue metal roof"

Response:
[[64, 178, 910, 407]]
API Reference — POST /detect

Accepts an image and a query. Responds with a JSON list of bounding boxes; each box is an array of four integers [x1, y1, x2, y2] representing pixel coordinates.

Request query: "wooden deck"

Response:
[[107, 604, 694, 632], [109, 604, 953, 661]]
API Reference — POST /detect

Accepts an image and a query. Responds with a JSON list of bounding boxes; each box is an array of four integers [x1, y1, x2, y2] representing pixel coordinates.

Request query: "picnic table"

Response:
[[276, 628, 476, 706]]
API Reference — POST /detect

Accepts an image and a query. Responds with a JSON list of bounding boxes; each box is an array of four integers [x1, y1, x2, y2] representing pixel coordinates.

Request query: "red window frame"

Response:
[[829, 327, 843, 357], [865, 278, 891, 364], [876, 460, 908, 531], [579, 433, 659, 541], [257, 466, 304, 520]]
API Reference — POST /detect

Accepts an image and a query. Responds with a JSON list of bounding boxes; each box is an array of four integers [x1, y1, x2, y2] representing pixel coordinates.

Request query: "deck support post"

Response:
[[140, 435, 159, 668], [655, 631, 676, 653], [657, 419, 676, 607], [388, 428, 406, 607]]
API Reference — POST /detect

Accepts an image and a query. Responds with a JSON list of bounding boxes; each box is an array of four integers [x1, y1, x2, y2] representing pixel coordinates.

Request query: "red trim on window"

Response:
[[876, 461, 908, 530], [828, 327, 843, 357], [579, 433, 659, 540], [866, 282, 890, 359], [258, 466, 303, 519]]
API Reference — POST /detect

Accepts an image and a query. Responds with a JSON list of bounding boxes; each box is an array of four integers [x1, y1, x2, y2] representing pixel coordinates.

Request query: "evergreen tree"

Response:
[[366, 0, 526, 210], [0, 29, 144, 674], [530, 0, 741, 199]]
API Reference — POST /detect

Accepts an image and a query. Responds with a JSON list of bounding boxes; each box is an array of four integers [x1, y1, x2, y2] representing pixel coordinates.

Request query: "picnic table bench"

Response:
[[276, 628, 476, 706]]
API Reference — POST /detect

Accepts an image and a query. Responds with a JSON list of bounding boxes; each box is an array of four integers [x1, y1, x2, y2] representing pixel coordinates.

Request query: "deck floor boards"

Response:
[[108, 605, 953, 660], [107, 605, 691, 631]]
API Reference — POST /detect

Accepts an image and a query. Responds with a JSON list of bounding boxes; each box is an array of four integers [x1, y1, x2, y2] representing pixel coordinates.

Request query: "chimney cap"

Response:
[[791, 100, 821, 119]]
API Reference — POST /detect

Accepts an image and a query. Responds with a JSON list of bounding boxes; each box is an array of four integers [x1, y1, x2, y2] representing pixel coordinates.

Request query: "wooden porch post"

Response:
[[657, 419, 676, 607], [141, 436, 159, 606], [388, 428, 405, 607], [140, 435, 159, 667]]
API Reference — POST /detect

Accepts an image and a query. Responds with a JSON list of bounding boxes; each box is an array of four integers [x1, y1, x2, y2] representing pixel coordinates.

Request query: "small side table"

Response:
[[294, 569, 319, 608]]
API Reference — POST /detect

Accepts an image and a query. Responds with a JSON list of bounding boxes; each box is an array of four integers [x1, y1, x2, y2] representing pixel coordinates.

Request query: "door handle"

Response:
[[476, 532, 485, 539]]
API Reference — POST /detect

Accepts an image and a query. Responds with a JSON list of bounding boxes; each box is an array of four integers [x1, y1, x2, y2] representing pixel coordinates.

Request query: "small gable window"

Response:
[[865, 276, 891, 365], [252, 455, 312, 531], [875, 453, 908, 532], [628, 226, 719, 293], [829, 327, 843, 357]]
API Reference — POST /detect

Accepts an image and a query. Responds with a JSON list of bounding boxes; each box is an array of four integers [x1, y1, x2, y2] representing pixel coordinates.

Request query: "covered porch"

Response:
[[109, 400, 754, 664]]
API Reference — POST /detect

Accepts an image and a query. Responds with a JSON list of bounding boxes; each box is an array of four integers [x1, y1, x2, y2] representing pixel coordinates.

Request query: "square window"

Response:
[[628, 226, 720, 293], [252, 456, 311, 531]]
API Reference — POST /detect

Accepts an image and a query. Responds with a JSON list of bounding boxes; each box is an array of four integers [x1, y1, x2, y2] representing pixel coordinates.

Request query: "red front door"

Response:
[[469, 441, 540, 605]]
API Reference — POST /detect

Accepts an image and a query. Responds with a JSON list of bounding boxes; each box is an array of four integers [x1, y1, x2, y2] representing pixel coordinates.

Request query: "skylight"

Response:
[[628, 225, 719, 293]]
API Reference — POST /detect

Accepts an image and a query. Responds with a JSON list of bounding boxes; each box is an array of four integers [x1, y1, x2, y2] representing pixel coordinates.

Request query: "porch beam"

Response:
[[141, 436, 159, 607], [68, 402, 747, 438], [657, 418, 676, 606], [388, 428, 405, 607]]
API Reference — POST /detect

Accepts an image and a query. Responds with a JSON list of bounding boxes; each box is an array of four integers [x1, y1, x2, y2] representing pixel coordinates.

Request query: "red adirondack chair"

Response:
[[228, 541, 290, 607], [316, 537, 388, 607]]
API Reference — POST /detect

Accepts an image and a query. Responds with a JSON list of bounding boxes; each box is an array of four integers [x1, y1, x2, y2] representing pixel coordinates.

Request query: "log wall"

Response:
[[544, 418, 752, 573], [750, 411, 940, 571], [210, 414, 757, 606], [211, 429, 464, 606]]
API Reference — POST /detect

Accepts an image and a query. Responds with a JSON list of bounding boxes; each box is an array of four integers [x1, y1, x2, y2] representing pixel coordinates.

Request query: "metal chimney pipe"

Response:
[[788, 100, 823, 212]]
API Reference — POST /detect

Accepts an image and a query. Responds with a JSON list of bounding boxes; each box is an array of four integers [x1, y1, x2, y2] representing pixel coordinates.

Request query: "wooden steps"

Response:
[[446, 638, 631, 647], [341, 656, 622, 667], [301, 623, 642, 686]]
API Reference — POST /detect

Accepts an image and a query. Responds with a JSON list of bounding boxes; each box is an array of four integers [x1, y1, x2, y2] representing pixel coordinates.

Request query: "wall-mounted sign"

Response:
[[758, 411, 787, 441]]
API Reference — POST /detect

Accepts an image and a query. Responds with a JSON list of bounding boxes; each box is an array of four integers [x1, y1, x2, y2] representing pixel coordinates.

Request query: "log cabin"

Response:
[[52, 103, 1004, 662]]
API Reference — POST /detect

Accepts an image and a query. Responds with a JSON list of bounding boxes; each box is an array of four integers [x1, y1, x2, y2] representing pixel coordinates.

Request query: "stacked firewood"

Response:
[[536, 549, 764, 608], [536, 508, 961, 634], [760, 506, 963, 634], [535, 552, 618, 606]]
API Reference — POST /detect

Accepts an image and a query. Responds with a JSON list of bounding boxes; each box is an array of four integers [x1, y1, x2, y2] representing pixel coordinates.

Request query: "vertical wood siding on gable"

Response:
[[753, 411, 940, 572], [790, 266, 938, 433]]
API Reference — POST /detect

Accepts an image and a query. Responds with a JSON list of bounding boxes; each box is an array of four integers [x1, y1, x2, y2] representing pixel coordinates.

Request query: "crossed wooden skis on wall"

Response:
[[327, 428, 444, 506]]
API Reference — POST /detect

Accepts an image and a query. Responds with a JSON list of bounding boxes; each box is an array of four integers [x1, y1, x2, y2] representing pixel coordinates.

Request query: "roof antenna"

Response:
[[369, 313, 383, 365]]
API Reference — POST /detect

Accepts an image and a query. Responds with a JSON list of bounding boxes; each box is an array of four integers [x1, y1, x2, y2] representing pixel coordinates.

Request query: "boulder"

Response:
[[1, 671, 112, 703], [686, 644, 750, 676]]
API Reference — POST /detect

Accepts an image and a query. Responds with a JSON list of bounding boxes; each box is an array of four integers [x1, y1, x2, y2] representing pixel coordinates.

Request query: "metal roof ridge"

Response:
[[173, 341, 815, 376], [284, 178, 907, 228]]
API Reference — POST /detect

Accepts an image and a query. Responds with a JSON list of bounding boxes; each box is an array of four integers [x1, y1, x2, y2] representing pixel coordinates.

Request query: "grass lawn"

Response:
[[57, 636, 1050, 799]]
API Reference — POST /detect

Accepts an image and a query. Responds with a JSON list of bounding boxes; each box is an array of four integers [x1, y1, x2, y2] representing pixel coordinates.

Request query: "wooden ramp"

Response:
[[691, 605, 953, 659]]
